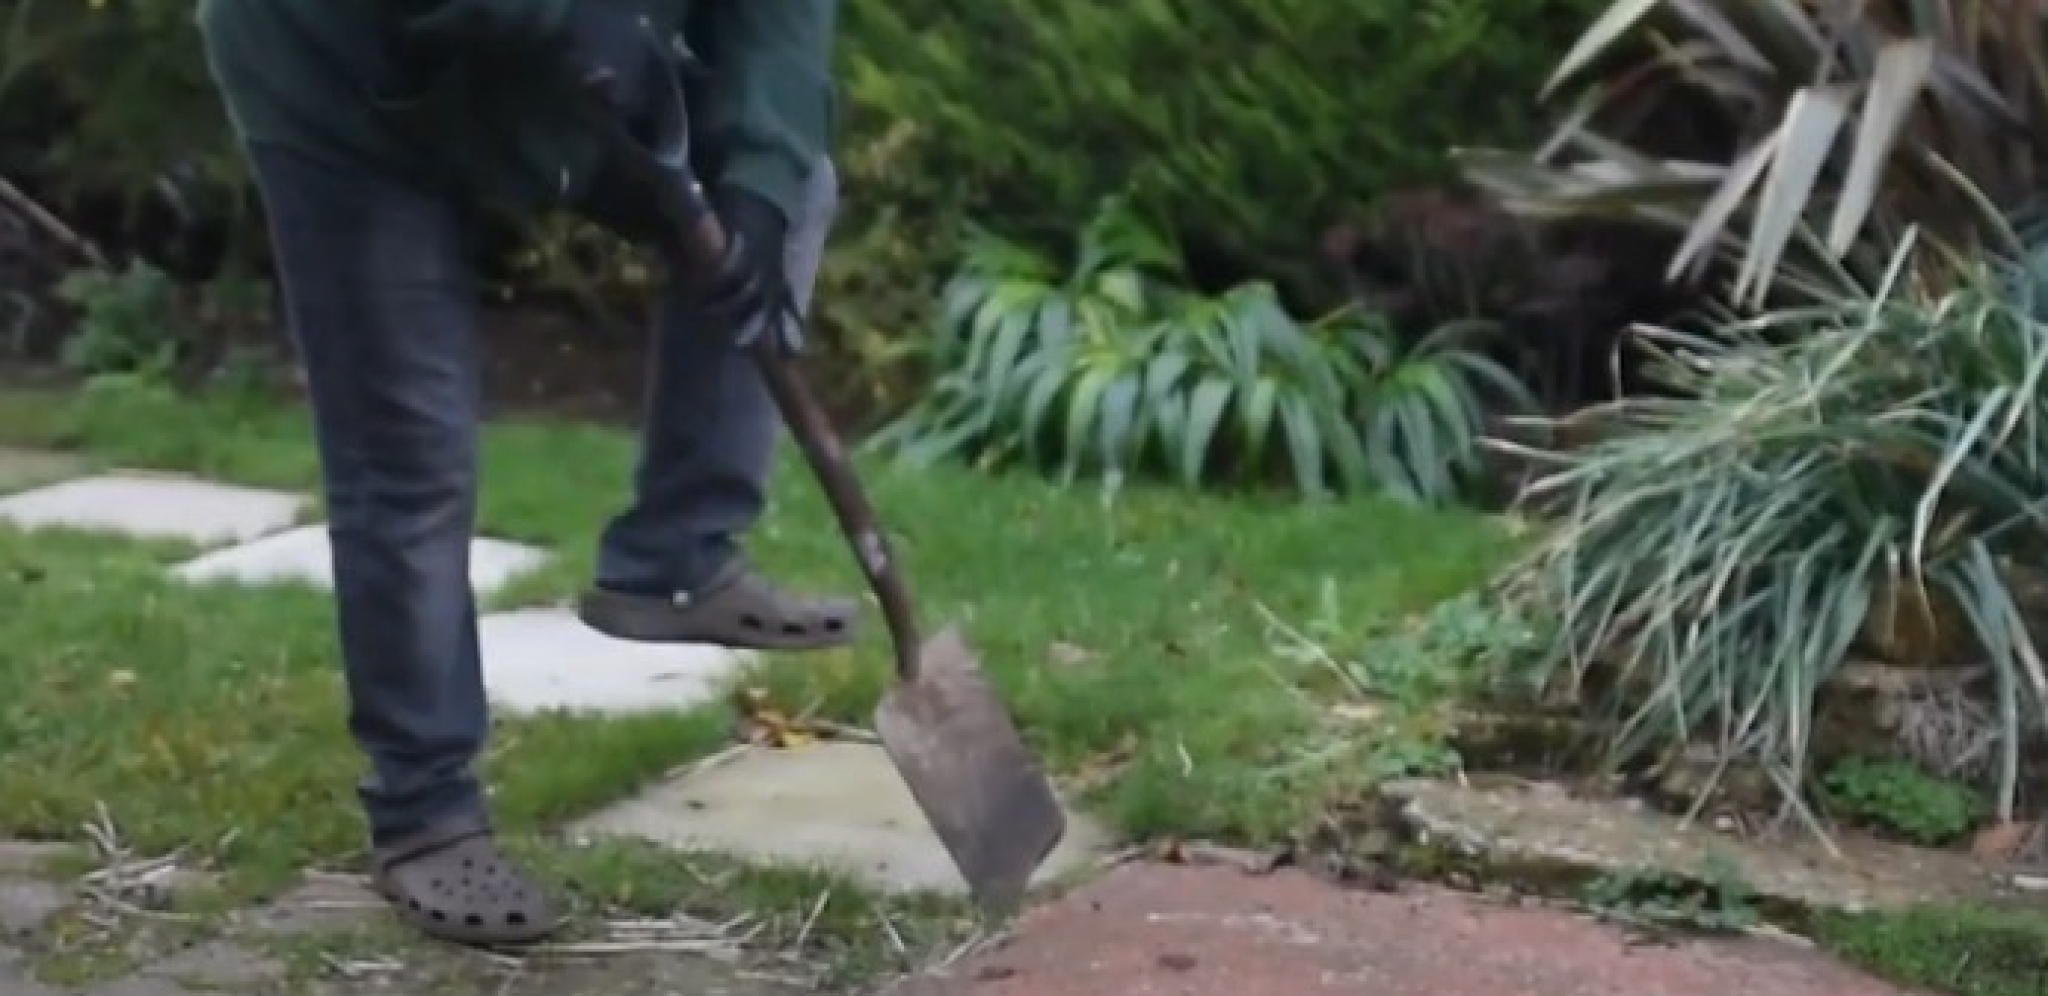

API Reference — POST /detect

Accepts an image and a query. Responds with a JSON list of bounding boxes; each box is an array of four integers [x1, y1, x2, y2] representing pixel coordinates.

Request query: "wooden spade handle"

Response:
[[747, 339, 926, 682]]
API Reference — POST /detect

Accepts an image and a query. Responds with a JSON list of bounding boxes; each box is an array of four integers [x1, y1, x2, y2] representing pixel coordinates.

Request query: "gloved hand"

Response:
[[700, 187, 805, 352], [562, 0, 662, 118]]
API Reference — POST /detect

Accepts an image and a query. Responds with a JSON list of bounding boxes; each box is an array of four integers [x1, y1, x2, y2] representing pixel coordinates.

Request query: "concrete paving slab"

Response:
[[478, 607, 748, 715], [0, 880, 69, 934], [142, 940, 286, 990], [241, 875, 384, 936], [0, 961, 58, 996], [0, 447, 89, 495], [570, 741, 1114, 897], [0, 842, 74, 875], [82, 977, 203, 996], [0, 473, 303, 546], [171, 525, 548, 597]]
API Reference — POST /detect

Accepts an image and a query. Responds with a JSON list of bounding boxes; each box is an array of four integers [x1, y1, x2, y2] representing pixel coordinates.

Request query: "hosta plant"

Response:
[[1459, 0, 2048, 308], [1499, 230, 2048, 827], [869, 197, 1529, 503]]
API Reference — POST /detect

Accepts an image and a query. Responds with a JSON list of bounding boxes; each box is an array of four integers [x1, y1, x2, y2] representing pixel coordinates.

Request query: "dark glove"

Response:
[[700, 187, 804, 352], [561, 0, 662, 118]]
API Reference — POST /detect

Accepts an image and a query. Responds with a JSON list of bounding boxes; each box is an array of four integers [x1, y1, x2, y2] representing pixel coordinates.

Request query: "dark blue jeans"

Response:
[[247, 144, 838, 844]]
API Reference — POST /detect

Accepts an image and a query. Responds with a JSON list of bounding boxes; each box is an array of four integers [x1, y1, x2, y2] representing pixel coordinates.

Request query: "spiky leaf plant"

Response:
[[1460, 0, 2048, 307], [1501, 229, 2048, 826], [871, 196, 1528, 504]]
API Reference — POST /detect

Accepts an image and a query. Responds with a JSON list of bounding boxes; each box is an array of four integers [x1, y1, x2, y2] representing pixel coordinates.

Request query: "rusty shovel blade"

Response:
[[874, 625, 1068, 919]]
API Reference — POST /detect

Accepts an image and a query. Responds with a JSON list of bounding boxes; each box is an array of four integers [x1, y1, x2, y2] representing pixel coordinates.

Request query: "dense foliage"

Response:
[[839, 0, 1607, 302], [5, 0, 1604, 291], [1, 0, 248, 258], [870, 197, 1528, 503], [1457, 0, 2048, 831], [1504, 236, 2048, 822]]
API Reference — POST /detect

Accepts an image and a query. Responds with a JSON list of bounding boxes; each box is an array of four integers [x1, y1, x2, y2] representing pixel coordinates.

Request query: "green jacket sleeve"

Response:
[[696, 0, 837, 224], [398, 0, 577, 49]]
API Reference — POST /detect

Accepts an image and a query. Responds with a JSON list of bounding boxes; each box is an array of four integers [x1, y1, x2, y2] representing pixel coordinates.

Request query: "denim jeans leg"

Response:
[[592, 159, 841, 594], [246, 144, 489, 844]]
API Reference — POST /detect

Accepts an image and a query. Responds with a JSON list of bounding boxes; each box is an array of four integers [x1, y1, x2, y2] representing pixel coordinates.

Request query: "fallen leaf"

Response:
[[1179, 841, 1289, 875], [1047, 641, 1097, 668], [1068, 733, 1137, 793], [1329, 701, 1386, 724], [1146, 837, 1288, 875], [728, 686, 866, 749]]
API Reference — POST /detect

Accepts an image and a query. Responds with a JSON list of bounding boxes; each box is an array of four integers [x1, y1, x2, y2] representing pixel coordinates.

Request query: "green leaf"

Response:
[[1143, 349, 1192, 403], [1019, 353, 1073, 465], [1320, 402, 1372, 494], [1238, 376, 1279, 469], [1035, 296, 1076, 351], [1181, 377, 1234, 487], [1277, 393, 1327, 500], [983, 304, 1037, 412], [1097, 372, 1143, 470], [1062, 366, 1116, 482], [1093, 268, 1150, 317]]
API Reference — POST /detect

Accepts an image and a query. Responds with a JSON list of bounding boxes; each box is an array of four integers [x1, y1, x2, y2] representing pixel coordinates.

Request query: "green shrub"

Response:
[[1502, 234, 2048, 823], [1821, 756, 1982, 847], [9, 0, 1600, 421], [840, 0, 1607, 302], [54, 261, 182, 380], [869, 197, 1528, 503], [1580, 857, 1760, 936]]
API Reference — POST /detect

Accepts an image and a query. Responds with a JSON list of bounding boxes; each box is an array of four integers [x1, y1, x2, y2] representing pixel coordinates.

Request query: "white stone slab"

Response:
[[170, 524, 548, 596], [571, 741, 1115, 897], [0, 472, 304, 546], [478, 607, 749, 715]]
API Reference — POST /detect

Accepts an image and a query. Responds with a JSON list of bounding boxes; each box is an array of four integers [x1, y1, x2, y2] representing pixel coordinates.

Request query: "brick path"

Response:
[[880, 865, 1925, 996]]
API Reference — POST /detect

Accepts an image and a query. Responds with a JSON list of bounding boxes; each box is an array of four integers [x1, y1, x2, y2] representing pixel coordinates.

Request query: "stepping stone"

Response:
[[570, 741, 1114, 897], [0, 447, 88, 494], [0, 472, 303, 546], [171, 524, 549, 596], [244, 875, 384, 936], [141, 941, 285, 991], [0, 880, 68, 934], [479, 607, 748, 715]]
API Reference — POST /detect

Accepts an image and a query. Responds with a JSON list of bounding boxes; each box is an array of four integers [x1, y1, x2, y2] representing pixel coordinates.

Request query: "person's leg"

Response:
[[579, 160, 857, 649], [246, 143, 557, 944]]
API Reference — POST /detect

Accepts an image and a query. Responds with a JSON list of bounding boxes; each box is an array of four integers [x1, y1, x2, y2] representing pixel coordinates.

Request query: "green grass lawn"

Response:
[[0, 378, 1509, 891]]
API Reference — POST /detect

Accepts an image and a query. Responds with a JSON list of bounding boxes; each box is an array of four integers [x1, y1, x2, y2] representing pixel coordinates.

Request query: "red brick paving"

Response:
[[884, 865, 1926, 996]]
